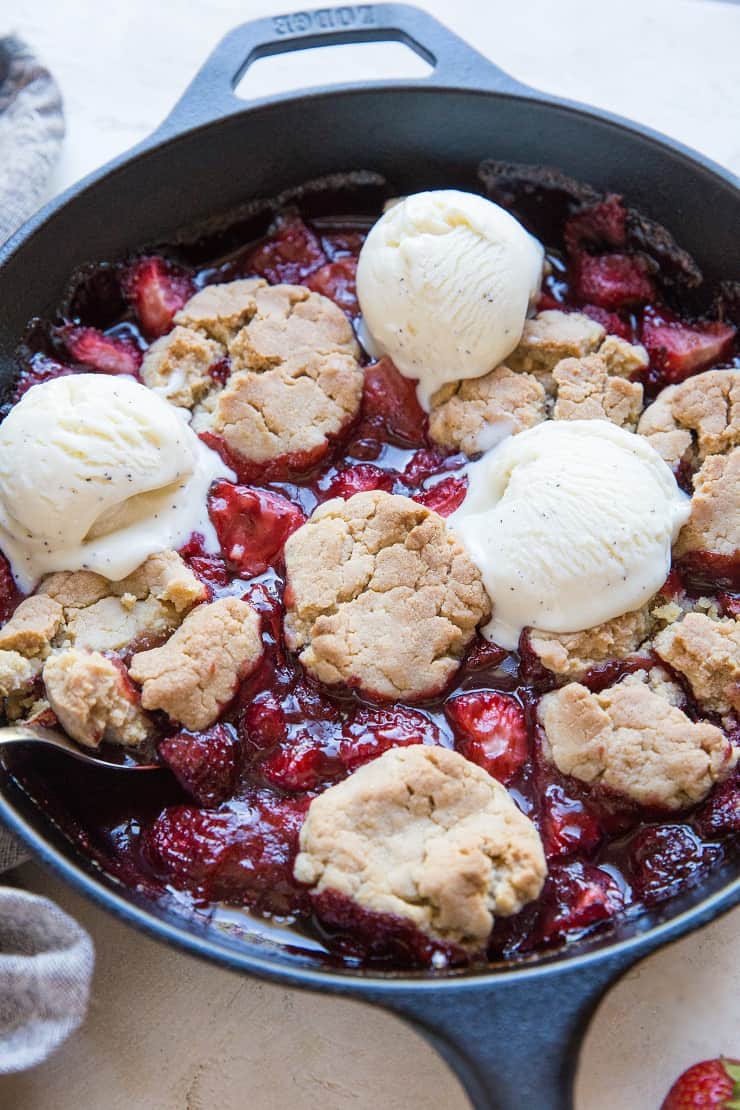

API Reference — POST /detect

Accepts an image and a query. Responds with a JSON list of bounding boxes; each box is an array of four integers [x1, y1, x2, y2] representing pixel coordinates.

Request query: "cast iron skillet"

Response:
[[0, 7, 738, 1108]]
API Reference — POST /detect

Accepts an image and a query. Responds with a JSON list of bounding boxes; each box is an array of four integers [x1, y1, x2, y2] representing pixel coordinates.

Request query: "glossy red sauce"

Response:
[[3, 192, 738, 969]]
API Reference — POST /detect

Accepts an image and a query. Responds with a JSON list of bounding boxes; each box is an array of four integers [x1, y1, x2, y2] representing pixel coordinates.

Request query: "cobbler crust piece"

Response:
[[129, 596, 263, 730], [428, 312, 649, 451], [654, 612, 740, 715], [428, 366, 546, 454], [39, 551, 206, 654], [294, 745, 547, 949], [141, 325, 222, 408], [637, 368, 740, 468], [527, 603, 654, 677], [538, 675, 736, 810], [0, 595, 64, 657], [674, 448, 740, 558], [194, 283, 363, 467], [283, 490, 490, 700], [552, 353, 643, 429], [43, 649, 154, 749], [507, 309, 605, 382], [175, 278, 267, 344]]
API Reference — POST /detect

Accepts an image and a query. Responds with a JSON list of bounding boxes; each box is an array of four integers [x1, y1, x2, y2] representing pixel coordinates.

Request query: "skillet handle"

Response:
[[157, 3, 528, 137], [366, 950, 639, 1110]]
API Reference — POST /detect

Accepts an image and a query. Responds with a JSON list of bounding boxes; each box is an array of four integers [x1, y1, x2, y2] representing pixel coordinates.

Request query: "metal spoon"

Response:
[[0, 722, 160, 770]]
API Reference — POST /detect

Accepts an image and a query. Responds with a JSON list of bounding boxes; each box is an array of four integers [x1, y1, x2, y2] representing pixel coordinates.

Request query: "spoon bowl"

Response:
[[0, 723, 161, 771]]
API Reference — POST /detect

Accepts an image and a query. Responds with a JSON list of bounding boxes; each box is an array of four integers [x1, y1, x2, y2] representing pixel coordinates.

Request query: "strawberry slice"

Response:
[[177, 532, 229, 592], [320, 463, 396, 501], [362, 357, 428, 446], [244, 215, 326, 285], [579, 303, 631, 340], [413, 475, 468, 518], [57, 325, 142, 375], [533, 861, 623, 944], [208, 480, 305, 577], [306, 257, 358, 313], [540, 784, 603, 860], [159, 724, 239, 806], [445, 690, 528, 783], [572, 252, 655, 309], [122, 256, 194, 339], [12, 354, 77, 401], [661, 1058, 740, 1110], [0, 551, 21, 624], [642, 306, 736, 383]]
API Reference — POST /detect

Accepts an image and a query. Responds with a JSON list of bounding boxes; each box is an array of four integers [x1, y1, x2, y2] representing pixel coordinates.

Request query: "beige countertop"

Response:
[[3, 1, 740, 1106]]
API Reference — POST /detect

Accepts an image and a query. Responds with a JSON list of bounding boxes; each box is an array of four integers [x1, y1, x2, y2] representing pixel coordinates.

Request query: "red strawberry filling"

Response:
[[361, 357, 428, 446], [208, 479, 306, 577], [641, 306, 736, 383], [318, 463, 396, 501], [628, 824, 722, 904], [305, 257, 358, 314], [57, 325, 142, 376], [143, 792, 310, 914], [571, 252, 655, 309], [159, 724, 239, 807], [122, 255, 194, 339], [413, 474, 468, 517], [444, 691, 528, 784], [244, 215, 326, 285]]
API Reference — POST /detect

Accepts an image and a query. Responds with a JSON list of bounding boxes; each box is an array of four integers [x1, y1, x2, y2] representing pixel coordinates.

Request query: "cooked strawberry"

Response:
[[338, 705, 443, 772], [143, 792, 310, 914], [579, 303, 631, 340], [661, 1058, 740, 1110], [718, 592, 740, 620], [540, 784, 603, 860], [362, 357, 428, 446], [320, 463, 396, 501], [159, 724, 239, 807], [306, 257, 358, 313], [629, 824, 721, 904], [13, 354, 77, 400], [675, 550, 740, 594], [642, 306, 736, 383], [122, 256, 194, 339], [413, 475, 468, 518], [0, 551, 20, 623], [572, 252, 655, 309], [58, 325, 142, 375], [533, 861, 623, 944], [694, 768, 740, 838], [463, 634, 508, 673], [564, 194, 628, 254], [445, 691, 528, 783], [401, 447, 453, 487], [177, 532, 229, 592], [208, 479, 306, 577], [245, 215, 326, 285]]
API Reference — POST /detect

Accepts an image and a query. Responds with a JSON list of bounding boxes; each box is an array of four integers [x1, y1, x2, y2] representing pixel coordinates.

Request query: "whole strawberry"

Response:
[[661, 1058, 740, 1109]]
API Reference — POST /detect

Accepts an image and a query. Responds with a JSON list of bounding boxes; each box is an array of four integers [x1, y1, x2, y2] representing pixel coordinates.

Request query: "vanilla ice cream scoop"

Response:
[[0, 374, 230, 589], [450, 420, 691, 650], [356, 189, 544, 409]]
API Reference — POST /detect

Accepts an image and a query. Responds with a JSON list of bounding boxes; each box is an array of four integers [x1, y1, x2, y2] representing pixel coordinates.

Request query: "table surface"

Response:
[[3, 1, 740, 1107]]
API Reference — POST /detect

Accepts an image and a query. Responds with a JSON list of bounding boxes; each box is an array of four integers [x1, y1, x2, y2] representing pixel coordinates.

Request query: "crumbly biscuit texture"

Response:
[[129, 596, 263, 730], [174, 278, 267, 344], [638, 369, 740, 468], [39, 551, 206, 654], [283, 491, 490, 700], [538, 677, 735, 810], [192, 283, 363, 466], [428, 365, 546, 454], [527, 604, 653, 677], [0, 596, 64, 658], [43, 649, 154, 749], [552, 354, 643, 429], [140, 325, 222, 408], [674, 448, 740, 558], [507, 310, 605, 382], [654, 612, 740, 715], [294, 745, 547, 949]]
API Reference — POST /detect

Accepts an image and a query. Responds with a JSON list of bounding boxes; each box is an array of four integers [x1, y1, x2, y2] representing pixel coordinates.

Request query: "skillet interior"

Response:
[[0, 84, 738, 985]]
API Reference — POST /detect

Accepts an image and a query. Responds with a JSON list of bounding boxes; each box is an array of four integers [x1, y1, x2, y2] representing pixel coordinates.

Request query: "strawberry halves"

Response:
[[57, 325, 142, 376], [661, 1057, 740, 1110], [642, 306, 736, 383], [122, 255, 194, 339]]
